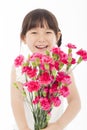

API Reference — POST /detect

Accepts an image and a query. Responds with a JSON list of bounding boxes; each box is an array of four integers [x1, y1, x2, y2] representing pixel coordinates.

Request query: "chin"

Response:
[[37, 50, 46, 54], [35, 48, 48, 54]]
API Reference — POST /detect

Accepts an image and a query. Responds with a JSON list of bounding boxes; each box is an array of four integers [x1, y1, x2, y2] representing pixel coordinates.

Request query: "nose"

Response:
[[38, 34, 45, 43]]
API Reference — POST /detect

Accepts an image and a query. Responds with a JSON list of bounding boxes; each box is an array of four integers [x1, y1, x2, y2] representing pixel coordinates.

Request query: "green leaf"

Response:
[[66, 64, 72, 71], [32, 61, 37, 67], [13, 82, 19, 89], [32, 58, 40, 67], [22, 90, 26, 97], [35, 58, 40, 66], [52, 53, 59, 60], [43, 92, 47, 97], [52, 69, 57, 77], [77, 57, 82, 64], [34, 92, 38, 97], [44, 63, 49, 70], [68, 48, 72, 54], [23, 62, 29, 66], [68, 56, 72, 63], [45, 50, 50, 56], [59, 62, 64, 70]]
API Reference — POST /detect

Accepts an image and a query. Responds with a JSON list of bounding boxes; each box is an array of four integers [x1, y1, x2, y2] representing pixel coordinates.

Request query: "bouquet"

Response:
[[14, 43, 87, 130]]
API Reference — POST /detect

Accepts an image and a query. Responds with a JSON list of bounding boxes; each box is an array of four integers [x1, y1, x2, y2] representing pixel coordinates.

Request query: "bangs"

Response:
[[28, 18, 49, 29]]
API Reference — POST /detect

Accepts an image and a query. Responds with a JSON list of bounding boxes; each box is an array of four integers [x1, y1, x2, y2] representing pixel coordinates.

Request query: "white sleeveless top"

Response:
[[14, 67, 66, 130]]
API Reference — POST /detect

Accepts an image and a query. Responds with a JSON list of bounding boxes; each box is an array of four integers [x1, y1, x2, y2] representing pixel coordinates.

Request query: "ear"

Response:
[[20, 35, 26, 44], [56, 31, 61, 41]]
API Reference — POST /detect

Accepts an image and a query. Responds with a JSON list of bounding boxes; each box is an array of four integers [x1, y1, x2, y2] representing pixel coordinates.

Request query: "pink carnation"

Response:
[[43, 87, 49, 93], [49, 81, 58, 94], [66, 43, 77, 49], [56, 71, 66, 81], [41, 55, 53, 64], [56, 71, 71, 85], [51, 47, 61, 55], [59, 51, 68, 63], [30, 53, 42, 61], [32, 96, 40, 105], [60, 86, 70, 97], [62, 75, 71, 85], [60, 53, 68, 64], [76, 49, 87, 61], [51, 97, 61, 107], [54, 61, 59, 70], [22, 66, 37, 78], [71, 58, 76, 64], [39, 72, 52, 85], [24, 81, 40, 92], [40, 98, 51, 111], [14, 55, 24, 67]]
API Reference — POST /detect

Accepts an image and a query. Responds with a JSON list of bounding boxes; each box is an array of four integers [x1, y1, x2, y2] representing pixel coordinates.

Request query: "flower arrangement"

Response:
[[14, 43, 87, 130]]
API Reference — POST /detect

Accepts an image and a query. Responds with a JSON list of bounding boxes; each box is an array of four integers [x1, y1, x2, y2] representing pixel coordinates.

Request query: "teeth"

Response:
[[35, 45, 48, 49], [37, 45, 46, 47]]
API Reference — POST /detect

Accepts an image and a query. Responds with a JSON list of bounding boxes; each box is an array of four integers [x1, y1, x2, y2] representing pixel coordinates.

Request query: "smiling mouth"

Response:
[[35, 45, 48, 49]]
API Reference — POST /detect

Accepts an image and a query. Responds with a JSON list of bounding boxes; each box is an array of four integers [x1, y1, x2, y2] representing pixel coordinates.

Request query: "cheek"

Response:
[[25, 34, 35, 43], [26, 37, 34, 48], [49, 38, 57, 45], [48, 35, 57, 42], [26, 37, 32, 43], [25, 38, 33, 49]]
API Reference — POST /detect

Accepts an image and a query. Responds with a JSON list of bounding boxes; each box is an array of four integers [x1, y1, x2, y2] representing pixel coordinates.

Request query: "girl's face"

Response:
[[23, 27, 59, 54]]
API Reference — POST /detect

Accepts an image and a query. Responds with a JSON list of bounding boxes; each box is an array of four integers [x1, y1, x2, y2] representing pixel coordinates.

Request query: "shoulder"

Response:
[[11, 64, 26, 84], [11, 64, 16, 73], [10, 64, 17, 83]]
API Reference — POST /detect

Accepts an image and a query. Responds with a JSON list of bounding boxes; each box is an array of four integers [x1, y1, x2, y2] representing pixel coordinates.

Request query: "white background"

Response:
[[0, 0, 87, 129]]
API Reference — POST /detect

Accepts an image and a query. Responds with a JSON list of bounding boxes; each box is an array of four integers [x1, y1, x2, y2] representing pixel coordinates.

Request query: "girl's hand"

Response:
[[24, 129, 31, 130], [20, 128, 31, 130], [25, 129, 31, 130], [42, 123, 63, 130]]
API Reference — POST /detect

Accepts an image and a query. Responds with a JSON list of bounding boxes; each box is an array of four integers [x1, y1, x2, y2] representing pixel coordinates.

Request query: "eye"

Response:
[[31, 31, 37, 34], [46, 31, 52, 34], [46, 30, 53, 34]]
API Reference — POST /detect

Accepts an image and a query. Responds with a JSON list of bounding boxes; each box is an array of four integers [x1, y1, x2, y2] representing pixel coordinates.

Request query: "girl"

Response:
[[10, 8, 81, 130]]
